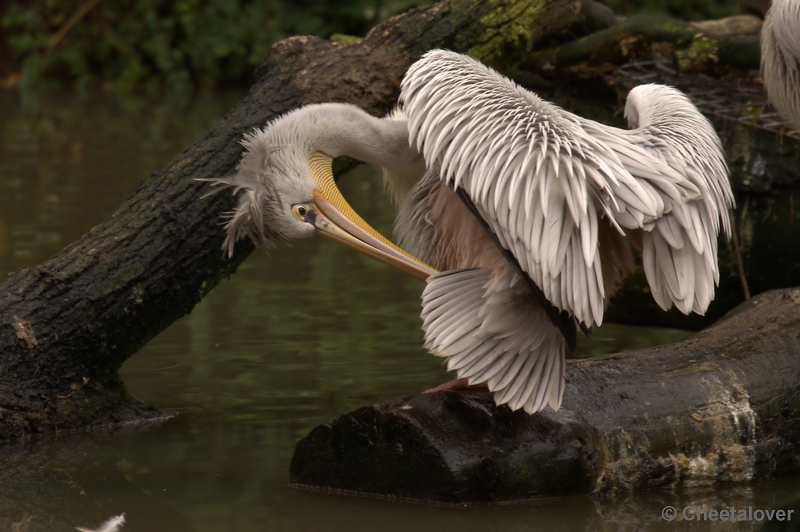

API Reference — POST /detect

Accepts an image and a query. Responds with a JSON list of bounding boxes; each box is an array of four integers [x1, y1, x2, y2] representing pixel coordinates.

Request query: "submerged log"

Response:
[[290, 288, 800, 502]]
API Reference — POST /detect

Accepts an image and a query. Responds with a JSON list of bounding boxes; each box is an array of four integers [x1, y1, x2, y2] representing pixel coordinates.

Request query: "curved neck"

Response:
[[275, 103, 426, 203]]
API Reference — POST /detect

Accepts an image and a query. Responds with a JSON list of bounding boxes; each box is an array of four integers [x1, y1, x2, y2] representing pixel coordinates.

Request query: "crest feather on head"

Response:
[[197, 133, 287, 258]]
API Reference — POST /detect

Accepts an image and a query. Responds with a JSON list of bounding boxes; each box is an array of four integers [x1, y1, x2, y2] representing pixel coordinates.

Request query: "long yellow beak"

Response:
[[308, 152, 437, 281]]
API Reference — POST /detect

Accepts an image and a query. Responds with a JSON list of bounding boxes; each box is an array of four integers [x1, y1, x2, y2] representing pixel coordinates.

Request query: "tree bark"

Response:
[[290, 288, 800, 502], [0, 0, 581, 439]]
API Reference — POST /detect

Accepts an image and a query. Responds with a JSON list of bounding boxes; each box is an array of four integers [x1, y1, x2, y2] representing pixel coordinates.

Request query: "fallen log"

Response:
[[290, 288, 800, 502], [526, 13, 761, 74]]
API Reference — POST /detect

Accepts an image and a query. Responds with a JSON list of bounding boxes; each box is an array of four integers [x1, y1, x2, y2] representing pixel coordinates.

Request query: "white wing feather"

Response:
[[401, 50, 701, 328], [75, 514, 126, 532], [614, 84, 734, 314], [421, 268, 565, 413], [400, 51, 733, 415]]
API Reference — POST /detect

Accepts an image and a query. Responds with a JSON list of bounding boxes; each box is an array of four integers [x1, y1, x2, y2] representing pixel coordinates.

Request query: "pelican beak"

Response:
[[306, 152, 437, 281]]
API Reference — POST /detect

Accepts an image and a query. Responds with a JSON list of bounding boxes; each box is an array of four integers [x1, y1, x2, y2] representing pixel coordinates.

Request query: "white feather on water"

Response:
[[75, 513, 125, 532]]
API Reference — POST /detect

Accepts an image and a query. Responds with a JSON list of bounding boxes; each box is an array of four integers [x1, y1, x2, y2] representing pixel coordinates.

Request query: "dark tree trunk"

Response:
[[0, 0, 581, 439]]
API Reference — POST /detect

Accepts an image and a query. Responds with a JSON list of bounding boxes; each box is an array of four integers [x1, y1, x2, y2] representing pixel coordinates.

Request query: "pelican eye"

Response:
[[291, 203, 314, 223]]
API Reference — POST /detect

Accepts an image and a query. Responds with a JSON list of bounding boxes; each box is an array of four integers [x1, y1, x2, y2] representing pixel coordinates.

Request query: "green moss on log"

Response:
[[468, 0, 554, 63]]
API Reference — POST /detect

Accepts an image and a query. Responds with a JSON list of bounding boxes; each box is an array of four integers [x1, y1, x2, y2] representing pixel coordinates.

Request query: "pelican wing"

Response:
[[762, 0, 800, 130], [401, 50, 697, 327], [769, 0, 800, 64], [421, 268, 565, 413], [588, 84, 734, 314]]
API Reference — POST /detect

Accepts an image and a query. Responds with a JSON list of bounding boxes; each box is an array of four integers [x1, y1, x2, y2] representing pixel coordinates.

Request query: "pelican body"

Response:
[[201, 50, 734, 415]]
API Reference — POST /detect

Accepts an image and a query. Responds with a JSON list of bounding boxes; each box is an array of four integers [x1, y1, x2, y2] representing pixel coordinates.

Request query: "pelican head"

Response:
[[200, 104, 436, 281]]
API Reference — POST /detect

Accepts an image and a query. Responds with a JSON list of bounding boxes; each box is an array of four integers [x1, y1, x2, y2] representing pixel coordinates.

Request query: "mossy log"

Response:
[[526, 14, 761, 74], [0, 0, 582, 439], [291, 289, 800, 502]]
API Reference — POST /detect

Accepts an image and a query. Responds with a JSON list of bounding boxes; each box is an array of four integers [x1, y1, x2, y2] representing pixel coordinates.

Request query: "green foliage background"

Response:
[[0, 0, 746, 92], [0, 0, 430, 91]]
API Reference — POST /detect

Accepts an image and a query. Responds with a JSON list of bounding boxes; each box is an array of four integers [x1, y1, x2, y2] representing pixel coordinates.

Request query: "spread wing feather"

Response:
[[401, 50, 700, 327], [421, 268, 565, 413], [608, 84, 734, 314], [398, 51, 733, 415]]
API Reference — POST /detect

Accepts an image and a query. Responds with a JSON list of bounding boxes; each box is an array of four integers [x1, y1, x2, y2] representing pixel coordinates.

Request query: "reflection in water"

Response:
[[0, 89, 243, 276], [0, 90, 797, 532]]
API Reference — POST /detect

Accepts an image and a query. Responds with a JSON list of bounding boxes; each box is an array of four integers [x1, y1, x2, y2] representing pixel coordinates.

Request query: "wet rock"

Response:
[[291, 289, 800, 503]]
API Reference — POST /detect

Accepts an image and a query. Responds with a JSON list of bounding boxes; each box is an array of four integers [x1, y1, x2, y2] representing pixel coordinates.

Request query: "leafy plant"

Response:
[[0, 0, 433, 91]]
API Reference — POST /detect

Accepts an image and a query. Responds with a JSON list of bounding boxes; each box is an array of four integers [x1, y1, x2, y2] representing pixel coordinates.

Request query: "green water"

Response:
[[0, 89, 797, 532]]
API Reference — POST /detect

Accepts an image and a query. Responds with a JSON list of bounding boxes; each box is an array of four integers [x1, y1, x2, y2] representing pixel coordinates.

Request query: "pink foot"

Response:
[[424, 378, 488, 393]]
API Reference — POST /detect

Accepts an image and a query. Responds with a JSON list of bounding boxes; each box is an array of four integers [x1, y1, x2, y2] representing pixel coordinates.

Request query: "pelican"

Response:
[[201, 50, 734, 414], [761, 0, 800, 130]]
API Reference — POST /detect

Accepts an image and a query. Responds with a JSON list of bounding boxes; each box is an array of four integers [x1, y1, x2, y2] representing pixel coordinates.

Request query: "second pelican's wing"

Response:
[[762, 0, 800, 130]]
